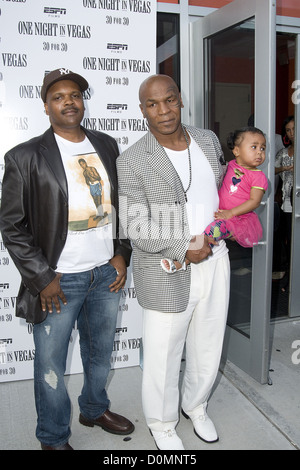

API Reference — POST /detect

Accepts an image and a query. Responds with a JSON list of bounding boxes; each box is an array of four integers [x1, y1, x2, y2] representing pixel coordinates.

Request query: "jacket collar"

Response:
[[144, 130, 181, 190], [40, 128, 68, 200], [39, 126, 118, 201], [144, 124, 221, 188]]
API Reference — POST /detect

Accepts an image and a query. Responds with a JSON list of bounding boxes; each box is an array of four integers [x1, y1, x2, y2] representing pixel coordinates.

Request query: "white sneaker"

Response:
[[151, 429, 185, 450], [182, 407, 219, 443]]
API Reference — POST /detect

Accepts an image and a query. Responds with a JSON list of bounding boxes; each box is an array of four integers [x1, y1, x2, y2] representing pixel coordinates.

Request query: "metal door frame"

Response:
[[190, 0, 276, 383], [289, 33, 300, 318]]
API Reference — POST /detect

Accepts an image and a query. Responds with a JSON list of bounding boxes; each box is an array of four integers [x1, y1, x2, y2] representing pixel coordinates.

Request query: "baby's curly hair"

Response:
[[227, 127, 265, 152]]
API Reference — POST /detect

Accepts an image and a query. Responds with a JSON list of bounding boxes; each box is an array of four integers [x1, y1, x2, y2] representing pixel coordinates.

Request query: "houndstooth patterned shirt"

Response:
[[117, 124, 226, 313]]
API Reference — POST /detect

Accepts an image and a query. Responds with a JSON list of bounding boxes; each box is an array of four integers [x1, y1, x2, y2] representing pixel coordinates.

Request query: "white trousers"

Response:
[[142, 254, 230, 432]]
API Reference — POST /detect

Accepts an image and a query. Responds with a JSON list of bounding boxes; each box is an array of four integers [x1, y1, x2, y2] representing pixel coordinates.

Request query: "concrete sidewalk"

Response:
[[0, 319, 298, 451]]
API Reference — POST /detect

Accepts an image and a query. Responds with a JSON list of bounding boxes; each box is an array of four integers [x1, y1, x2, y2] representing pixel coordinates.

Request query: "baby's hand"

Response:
[[214, 209, 233, 220]]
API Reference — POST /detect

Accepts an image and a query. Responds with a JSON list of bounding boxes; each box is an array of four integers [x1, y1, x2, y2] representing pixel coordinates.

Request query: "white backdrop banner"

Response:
[[0, 0, 156, 382]]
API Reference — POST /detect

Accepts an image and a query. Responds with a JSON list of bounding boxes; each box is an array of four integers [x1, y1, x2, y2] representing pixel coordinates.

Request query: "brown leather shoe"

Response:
[[79, 409, 135, 435], [41, 442, 73, 450]]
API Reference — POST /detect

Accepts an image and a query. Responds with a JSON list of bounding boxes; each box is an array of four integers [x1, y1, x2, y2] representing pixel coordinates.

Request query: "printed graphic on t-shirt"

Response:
[[67, 152, 112, 231], [55, 134, 114, 273], [229, 168, 245, 194]]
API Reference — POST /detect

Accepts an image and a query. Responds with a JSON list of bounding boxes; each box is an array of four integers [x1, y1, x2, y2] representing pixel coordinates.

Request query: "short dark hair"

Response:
[[227, 126, 265, 151]]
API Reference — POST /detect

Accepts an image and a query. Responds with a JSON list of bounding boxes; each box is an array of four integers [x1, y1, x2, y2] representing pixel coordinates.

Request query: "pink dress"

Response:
[[218, 160, 268, 247]]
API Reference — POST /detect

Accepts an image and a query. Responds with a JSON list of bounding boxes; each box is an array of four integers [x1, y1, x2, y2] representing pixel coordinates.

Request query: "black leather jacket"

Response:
[[0, 126, 132, 323]]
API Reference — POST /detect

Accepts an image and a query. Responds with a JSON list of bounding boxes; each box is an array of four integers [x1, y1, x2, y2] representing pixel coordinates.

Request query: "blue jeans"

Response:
[[33, 263, 121, 447]]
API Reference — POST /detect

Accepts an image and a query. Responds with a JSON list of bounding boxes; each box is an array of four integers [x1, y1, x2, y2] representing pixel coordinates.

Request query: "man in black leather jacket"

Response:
[[0, 69, 134, 450]]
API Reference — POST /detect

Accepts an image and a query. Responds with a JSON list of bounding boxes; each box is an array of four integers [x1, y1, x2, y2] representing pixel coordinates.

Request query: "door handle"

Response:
[[295, 190, 300, 217]]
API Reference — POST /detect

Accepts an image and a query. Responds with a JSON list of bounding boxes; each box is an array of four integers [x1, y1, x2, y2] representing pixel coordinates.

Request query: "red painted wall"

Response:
[[157, 0, 300, 18]]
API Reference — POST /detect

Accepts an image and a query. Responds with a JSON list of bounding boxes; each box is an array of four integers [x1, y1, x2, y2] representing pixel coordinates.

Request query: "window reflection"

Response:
[[157, 13, 180, 88], [206, 19, 255, 337], [272, 33, 296, 319]]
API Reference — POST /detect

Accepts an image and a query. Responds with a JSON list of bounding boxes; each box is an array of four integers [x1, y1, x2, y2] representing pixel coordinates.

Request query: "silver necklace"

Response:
[[182, 125, 192, 202]]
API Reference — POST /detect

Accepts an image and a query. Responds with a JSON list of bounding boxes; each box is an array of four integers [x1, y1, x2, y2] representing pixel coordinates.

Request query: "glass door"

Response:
[[272, 30, 300, 320], [190, 0, 276, 383], [289, 34, 300, 317]]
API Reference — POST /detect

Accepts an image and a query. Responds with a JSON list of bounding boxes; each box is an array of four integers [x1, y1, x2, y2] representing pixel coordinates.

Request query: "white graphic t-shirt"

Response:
[[55, 134, 114, 273]]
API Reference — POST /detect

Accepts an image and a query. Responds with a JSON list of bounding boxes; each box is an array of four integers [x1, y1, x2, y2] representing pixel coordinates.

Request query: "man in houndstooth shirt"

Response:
[[117, 75, 230, 450]]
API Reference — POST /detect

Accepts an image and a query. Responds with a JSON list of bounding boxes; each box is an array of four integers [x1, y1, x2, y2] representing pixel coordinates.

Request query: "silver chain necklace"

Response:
[[182, 125, 192, 202]]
